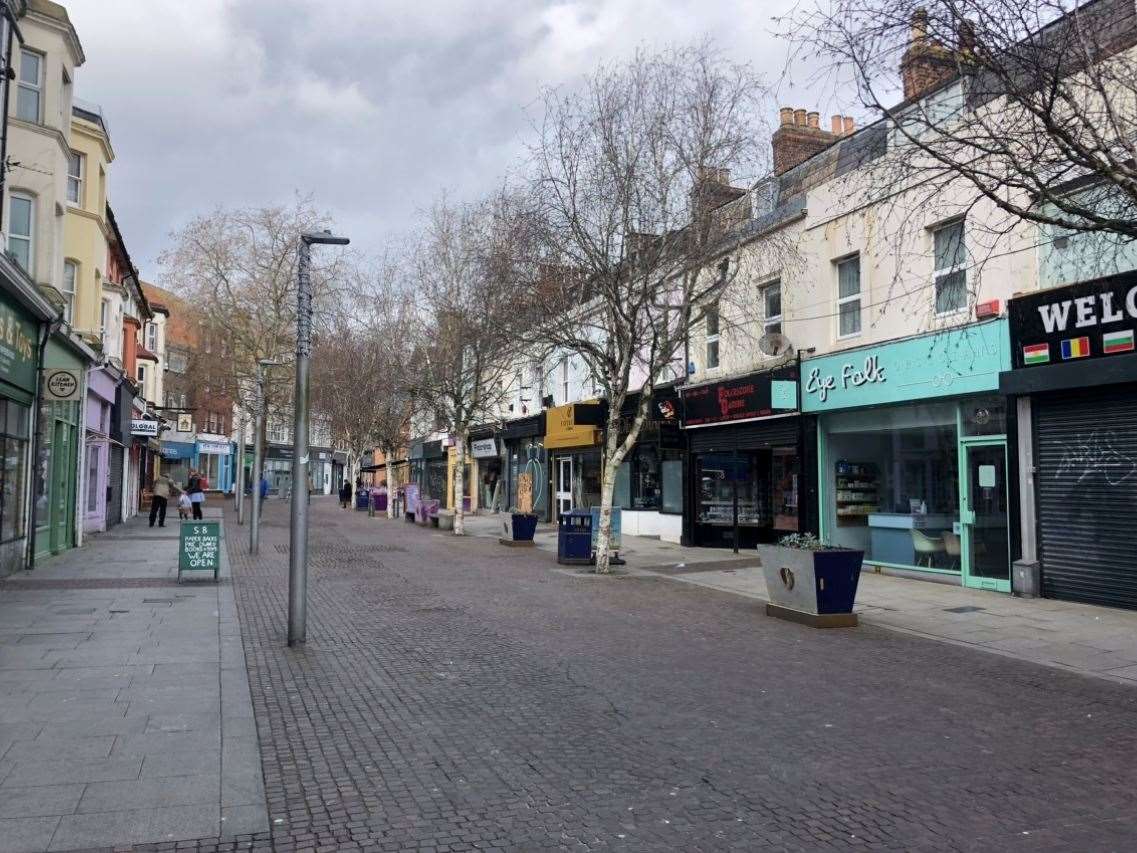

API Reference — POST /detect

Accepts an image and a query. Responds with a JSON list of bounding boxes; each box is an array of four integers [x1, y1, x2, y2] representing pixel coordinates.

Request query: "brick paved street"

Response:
[[146, 496, 1137, 852]]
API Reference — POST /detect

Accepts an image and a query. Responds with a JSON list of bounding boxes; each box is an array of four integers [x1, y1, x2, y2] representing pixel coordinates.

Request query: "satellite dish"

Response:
[[758, 332, 794, 357]]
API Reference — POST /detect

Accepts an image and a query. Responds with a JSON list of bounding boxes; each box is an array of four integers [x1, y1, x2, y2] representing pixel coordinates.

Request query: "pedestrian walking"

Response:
[[149, 473, 173, 527], [187, 469, 206, 520], [259, 474, 269, 501], [340, 479, 353, 509]]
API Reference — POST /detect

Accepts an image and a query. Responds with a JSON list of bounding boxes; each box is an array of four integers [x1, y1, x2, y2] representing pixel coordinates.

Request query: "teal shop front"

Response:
[[803, 320, 1012, 591]]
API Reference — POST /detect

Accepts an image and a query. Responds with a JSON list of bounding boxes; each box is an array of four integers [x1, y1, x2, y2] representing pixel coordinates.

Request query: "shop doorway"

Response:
[[556, 456, 573, 516], [960, 439, 1011, 592]]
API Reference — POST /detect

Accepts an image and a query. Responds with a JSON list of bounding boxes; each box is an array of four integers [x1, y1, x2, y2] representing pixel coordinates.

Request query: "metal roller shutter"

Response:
[[688, 417, 799, 453], [1035, 384, 1137, 609]]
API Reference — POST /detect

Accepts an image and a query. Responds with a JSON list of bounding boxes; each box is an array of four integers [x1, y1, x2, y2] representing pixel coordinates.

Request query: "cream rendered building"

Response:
[[4, 0, 83, 302], [63, 99, 110, 342]]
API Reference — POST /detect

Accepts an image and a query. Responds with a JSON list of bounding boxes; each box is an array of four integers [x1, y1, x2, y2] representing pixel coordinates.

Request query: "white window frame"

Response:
[[561, 356, 570, 403], [62, 260, 77, 323], [66, 151, 83, 205], [761, 280, 782, 336], [145, 321, 157, 352], [8, 193, 34, 275], [933, 220, 968, 316], [704, 302, 720, 369], [836, 255, 862, 340], [137, 363, 147, 385], [16, 49, 42, 123]]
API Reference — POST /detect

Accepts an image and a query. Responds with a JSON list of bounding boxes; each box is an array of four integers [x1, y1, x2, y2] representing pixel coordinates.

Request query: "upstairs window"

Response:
[[561, 357, 570, 403], [16, 50, 41, 123], [933, 220, 967, 314], [145, 321, 157, 352], [66, 151, 83, 205], [761, 281, 782, 336], [62, 260, 77, 323], [8, 194, 33, 273], [837, 255, 862, 338], [705, 302, 720, 369]]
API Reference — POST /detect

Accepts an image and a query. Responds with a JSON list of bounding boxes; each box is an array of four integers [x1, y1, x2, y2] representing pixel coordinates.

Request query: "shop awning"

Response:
[[161, 441, 195, 460]]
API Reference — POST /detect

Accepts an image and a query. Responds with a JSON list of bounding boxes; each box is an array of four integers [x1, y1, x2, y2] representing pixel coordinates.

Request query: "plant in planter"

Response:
[[755, 533, 864, 628], [499, 468, 539, 547]]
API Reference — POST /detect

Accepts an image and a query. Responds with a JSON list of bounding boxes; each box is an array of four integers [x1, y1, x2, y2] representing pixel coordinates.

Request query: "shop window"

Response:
[[961, 396, 1006, 437], [86, 445, 100, 513], [660, 450, 683, 514], [761, 281, 782, 336], [705, 303, 720, 369], [0, 400, 30, 544], [836, 255, 861, 338], [825, 403, 960, 571], [933, 220, 967, 314]]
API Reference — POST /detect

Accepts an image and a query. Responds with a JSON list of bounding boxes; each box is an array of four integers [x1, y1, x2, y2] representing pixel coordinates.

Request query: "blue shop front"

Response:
[[803, 320, 1013, 591]]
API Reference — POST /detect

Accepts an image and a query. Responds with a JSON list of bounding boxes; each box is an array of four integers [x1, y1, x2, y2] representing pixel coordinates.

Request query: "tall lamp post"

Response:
[[235, 414, 246, 525], [250, 357, 287, 555], [289, 230, 349, 648]]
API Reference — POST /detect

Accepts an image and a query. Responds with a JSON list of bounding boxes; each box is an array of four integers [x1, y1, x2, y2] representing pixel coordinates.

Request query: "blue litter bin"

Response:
[[557, 509, 593, 565], [355, 490, 370, 510]]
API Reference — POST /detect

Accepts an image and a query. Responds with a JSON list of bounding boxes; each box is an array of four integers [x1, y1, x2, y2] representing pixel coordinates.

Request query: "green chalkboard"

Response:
[[179, 521, 220, 581]]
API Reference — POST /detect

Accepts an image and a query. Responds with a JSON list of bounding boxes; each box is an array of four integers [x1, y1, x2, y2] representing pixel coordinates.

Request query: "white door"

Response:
[[556, 457, 573, 517]]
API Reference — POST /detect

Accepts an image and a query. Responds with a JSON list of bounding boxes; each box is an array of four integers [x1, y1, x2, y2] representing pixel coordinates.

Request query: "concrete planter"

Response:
[[499, 512, 538, 547], [437, 510, 455, 531], [756, 544, 864, 628]]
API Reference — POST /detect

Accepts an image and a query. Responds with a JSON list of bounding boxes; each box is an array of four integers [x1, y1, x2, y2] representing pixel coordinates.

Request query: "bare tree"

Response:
[[784, 0, 1137, 252], [409, 194, 532, 535], [526, 43, 776, 572], [159, 197, 351, 425]]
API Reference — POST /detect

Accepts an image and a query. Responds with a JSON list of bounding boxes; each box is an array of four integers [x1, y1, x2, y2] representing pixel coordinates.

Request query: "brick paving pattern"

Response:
[[125, 498, 1137, 852]]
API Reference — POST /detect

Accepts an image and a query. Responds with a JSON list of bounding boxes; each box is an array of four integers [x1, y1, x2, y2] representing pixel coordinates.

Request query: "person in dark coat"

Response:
[[186, 471, 205, 520], [340, 479, 353, 509]]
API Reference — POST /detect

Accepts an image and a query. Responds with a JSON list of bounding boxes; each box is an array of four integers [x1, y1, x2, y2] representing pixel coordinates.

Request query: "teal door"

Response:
[[960, 440, 1011, 592], [50, 419, 75, 553]]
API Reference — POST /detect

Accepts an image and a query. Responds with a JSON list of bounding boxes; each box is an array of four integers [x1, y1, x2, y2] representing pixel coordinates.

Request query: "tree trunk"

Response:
[[386, 456, 395, 519], [453, 429, 468, 536], [593, 423, 624, 574]]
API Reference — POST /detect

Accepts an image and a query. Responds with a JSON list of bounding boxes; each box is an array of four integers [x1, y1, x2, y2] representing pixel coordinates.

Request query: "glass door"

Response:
[[556, 456, 573, 517], [960, 440, 1011, 592]]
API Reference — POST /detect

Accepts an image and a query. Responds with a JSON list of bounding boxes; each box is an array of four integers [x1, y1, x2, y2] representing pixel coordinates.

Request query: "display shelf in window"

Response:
[[835, 460, 879, 526]]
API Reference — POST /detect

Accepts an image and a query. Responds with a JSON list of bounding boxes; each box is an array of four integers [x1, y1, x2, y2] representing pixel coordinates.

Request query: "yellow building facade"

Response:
[[62, 101, 112, 343]]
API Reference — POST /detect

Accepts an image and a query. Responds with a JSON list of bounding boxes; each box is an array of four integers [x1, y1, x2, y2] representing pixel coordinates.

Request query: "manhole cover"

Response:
[[943, 606, 985, 613]]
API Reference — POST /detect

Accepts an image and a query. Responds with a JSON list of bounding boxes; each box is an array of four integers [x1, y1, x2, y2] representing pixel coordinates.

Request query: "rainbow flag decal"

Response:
[[1060, 336, 1091, 360], [1102, 329, 1135, 355], [1022, 343, 1050, 365]]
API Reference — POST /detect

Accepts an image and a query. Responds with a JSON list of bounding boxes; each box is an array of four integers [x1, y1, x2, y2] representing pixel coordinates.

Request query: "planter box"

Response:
[[756, 544, 863, 628], [499, 512, 538, 547], [438, 510, 454, 531]]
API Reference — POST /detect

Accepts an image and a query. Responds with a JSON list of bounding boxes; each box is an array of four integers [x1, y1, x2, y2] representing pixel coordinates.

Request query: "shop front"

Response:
[[265, 445, 294, 496], [611, 385, 685, 543], [160, 440, 195, 488], [500, 413, 546, 517], [195, 433, 233, 492], [681, 367, 805, 549], [35, 335, 90, 558], [545, 403, 603, 520], [422, 440, 448, 506], [470, 432, 502, 513], [0, 290, 41, 574], [1001, 271, 1137, 609], [84, 366, 118, 534], [805, 320, 1011, 590]]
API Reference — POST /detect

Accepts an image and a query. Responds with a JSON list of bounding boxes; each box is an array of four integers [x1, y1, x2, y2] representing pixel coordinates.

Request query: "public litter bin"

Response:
[[355, 490, 370, 510], [557, 509, 593, 565], [373, 492, 388, 513]]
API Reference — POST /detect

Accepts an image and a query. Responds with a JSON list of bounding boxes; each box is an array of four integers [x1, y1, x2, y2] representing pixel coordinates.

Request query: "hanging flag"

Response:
[[1060, 336, 1091, 359], [1022, 343, 1050, 365], [1102, 329, 1135, 355]]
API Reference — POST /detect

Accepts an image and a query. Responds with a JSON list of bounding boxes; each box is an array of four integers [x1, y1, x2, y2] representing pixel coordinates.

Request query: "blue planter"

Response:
[[510, 512, 538, 541], [757, 544, 864, 618]]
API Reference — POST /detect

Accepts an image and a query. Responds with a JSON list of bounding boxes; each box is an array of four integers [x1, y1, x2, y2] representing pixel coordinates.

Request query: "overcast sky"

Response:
[[63, 0, 837, 277]]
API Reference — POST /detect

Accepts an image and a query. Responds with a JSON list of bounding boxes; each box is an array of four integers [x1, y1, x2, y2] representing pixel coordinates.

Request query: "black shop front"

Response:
[[680, 366, 816, 549]]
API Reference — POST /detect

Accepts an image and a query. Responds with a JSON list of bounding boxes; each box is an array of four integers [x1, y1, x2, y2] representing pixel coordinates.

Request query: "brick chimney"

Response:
[[900, 7, 958, 101], [772, 106, 844, 176], [692, 166, 746, 220]]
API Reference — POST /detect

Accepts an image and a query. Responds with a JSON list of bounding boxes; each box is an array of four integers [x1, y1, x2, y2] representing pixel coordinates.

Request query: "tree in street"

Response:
[[525, 43, 778, 572]]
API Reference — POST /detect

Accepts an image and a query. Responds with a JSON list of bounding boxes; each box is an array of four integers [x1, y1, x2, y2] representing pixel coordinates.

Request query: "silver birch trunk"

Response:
[[593, 423, 624, 574], [385, 456, 395, 519], [453, 429, 468, 536]]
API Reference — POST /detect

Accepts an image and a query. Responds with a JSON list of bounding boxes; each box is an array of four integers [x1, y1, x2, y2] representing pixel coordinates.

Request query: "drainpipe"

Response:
[[26, 317, 59, 571], [0, 3, 25, 236]]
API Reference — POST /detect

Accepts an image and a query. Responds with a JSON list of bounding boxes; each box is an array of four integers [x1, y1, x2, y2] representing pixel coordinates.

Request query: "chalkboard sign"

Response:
[[179, 521, 221, 581]]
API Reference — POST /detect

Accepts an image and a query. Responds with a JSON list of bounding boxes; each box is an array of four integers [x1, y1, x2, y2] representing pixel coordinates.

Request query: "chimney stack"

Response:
[[773, 106, 853, 175], [900, 7, 958, 101]]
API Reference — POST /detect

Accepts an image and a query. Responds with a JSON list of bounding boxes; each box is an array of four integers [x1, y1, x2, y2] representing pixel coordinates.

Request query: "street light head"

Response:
[[301, 229, 350, 247]]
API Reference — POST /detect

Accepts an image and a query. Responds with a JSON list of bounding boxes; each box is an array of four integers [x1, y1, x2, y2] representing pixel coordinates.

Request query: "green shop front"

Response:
[[803, 320, 1013, 591], [35, 333, 91, 559]]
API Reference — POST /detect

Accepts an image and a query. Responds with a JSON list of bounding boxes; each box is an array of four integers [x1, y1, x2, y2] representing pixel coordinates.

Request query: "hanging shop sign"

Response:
[[176, 413, 193, 432], [680, 368, 798, 428], [130, 419, 159, 436], [545, 402, 601, 449], [1008, 271, 1137, 369], [470, 437, 498, 458], [801, 320, 1009, 413], [43, 368, 81, 402]]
